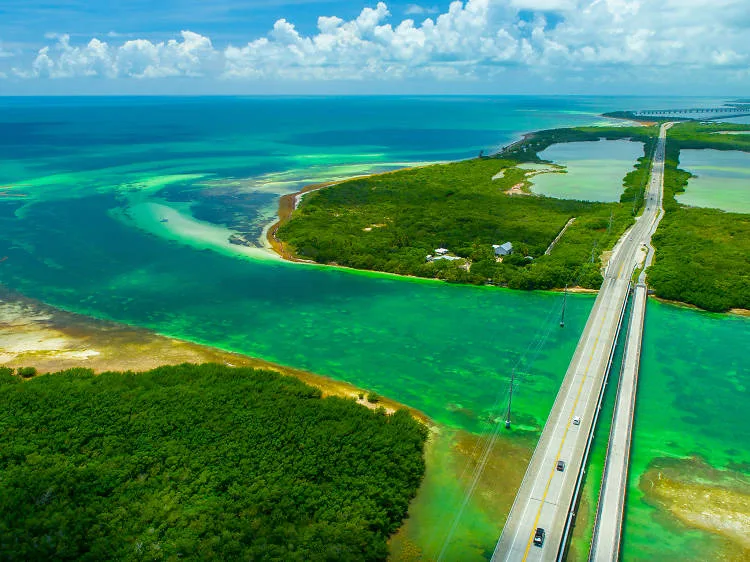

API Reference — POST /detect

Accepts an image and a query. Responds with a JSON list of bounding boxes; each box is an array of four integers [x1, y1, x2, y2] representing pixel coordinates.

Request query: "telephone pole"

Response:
[[560, 284, 568, 327], [505, 369, 515, 429]]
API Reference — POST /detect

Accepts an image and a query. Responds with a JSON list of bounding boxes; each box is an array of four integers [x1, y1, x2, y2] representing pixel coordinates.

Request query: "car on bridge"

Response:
[[534, 528, 545, 547], [572, 416, 581, 426], [556, 460, 565, 472]]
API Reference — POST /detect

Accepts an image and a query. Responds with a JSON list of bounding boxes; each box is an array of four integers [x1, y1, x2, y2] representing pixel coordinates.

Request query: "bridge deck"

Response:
[[491, 123, 670, 562], [588, 283, 647, 561]]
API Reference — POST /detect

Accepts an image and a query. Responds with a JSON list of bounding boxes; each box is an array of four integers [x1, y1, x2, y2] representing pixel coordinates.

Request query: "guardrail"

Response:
[[588, 284, 647, 561], [556, 281, 633, 562]]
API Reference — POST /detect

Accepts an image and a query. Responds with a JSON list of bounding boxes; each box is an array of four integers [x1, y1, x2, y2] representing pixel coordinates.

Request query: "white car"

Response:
[[572, 416, 581, 426]]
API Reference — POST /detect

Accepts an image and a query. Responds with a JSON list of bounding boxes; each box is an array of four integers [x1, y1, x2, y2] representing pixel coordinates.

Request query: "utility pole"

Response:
[[505, 369, 515, 429], [608, 211, 613, 234], [560, 284, 568, 327]]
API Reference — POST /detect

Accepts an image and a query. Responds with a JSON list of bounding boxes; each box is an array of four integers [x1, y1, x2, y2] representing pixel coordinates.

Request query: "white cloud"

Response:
[[15, 30, 216, 79], [404, 4, 439, 15], [8, 0, 750, 85], [224, 0, 521, 80], [0, 42, 14, 59], [712, 49, 746, 66]]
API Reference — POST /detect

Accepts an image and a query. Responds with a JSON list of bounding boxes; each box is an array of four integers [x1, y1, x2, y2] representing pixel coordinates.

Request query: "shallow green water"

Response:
[[1, 97, 748, 560], [530, 139, 644, 202], [2, 191, 591, 434], [678, 149, 750, 213], [622, 300, 750, 560]]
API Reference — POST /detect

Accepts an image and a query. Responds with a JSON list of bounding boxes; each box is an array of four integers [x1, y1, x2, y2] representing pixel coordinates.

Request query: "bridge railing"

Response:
[[556, 280, 632, 562]]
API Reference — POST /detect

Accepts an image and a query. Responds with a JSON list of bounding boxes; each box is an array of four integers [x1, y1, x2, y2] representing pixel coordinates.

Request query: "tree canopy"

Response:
[[0, 364, 427, 561], [278, 127, 655, 291], [646, 122, 750, 311]]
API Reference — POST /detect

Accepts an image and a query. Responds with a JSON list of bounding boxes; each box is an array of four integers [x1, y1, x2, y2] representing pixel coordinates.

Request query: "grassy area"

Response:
[[646, 122, 750, 311], [0, 364, 427, 561], [278, 126, 655, 290]]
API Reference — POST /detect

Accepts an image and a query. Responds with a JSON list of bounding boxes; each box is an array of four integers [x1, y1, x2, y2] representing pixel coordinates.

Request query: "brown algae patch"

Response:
[[640, 457, 750, 558]]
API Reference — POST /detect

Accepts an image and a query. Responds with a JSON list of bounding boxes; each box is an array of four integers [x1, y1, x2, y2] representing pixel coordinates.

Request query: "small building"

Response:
[[427, 254, 462, 263], [435, 248, 449, 255], [493, 242, 513, 256]]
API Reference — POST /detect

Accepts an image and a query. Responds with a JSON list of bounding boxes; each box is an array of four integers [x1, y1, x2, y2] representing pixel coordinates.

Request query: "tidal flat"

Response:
[[0, 288, 533, 559]]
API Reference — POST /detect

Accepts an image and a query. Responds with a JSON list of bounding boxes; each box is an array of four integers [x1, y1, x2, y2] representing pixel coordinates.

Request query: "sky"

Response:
[[0, 0, 748, 95]]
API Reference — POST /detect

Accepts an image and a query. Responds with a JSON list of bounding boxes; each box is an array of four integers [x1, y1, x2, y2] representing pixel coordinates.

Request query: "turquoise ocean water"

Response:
[[1, 96, 747, 559]]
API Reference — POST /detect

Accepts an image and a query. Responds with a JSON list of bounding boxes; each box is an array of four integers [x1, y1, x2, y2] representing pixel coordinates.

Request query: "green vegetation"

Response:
[[646, 122, 750, 311], [278, 120, 750, 310], [279, 127, 656, 290], [666, 121, 750, 151], [0, 364, 427, 561], [501, 125, 656, 163], [15, 366, 37, 378]]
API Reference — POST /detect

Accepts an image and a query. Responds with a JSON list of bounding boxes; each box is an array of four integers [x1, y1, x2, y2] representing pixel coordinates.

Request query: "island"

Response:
[[272, 121, 750, 312]]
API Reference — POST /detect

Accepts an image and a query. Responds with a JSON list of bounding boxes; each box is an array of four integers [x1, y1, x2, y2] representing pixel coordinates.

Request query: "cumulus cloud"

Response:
[[224, 0, 522, 80], [15, 30, 216, 78], [8, 0, 750, 84]]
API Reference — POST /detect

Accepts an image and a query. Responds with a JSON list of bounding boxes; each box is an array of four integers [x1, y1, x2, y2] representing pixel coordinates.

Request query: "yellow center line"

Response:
[[520, 291, 614, 561], [517, 127, 665, 561]]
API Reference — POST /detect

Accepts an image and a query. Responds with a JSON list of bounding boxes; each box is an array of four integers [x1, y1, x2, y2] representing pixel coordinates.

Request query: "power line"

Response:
[[436, 234, 606, 558]]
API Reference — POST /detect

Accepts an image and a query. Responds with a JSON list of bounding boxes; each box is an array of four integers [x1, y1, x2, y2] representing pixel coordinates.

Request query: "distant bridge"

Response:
[[633, 105, 750, 120]]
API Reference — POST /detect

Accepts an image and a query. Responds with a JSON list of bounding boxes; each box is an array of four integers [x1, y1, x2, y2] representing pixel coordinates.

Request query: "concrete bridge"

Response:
[[634, 106, 750, 120], [491, 123, 671, 562]]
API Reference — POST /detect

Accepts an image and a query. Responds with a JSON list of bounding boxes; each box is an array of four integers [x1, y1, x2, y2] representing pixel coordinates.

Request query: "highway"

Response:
[[491, 122, 671, 562], [588, 123, 670, 561]]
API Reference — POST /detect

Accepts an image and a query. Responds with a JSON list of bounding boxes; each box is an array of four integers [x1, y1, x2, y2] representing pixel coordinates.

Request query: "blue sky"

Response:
[[0, 0, 748, 95]]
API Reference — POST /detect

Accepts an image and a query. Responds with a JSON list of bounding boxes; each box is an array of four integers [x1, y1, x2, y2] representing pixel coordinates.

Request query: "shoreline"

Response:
[[265, 162, 448, 261], [0, 286, 430, 426], [264, 126, 749, 318], [650, 294, 750, 317], [0, 285, 531, 557]]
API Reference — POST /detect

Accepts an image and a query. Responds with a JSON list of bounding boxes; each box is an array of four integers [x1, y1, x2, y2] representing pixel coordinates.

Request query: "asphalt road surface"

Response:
[[492, 123, 671, 562]]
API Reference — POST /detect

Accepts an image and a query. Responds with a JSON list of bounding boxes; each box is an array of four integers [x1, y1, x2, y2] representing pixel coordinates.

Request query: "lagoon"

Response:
[[530, 139, 643, 202], [677, 149, 750, 213]]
